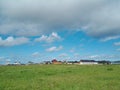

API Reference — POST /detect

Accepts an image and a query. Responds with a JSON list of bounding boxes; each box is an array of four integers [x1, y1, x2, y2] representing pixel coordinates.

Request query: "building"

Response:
[[80, 60, 98, 65], [13, 61, 21, 65], [67, 61, 80, 65], [52, 59, 62, 64], [98, 60, 111, 65]]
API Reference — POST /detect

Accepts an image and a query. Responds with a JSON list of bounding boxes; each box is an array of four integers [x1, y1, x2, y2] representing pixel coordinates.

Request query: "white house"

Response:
[[13, 61, 21, 65], [80, 60, 98, 65]]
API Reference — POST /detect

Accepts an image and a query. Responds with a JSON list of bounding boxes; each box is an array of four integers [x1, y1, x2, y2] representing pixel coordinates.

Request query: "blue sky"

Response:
[[0, 0, 120, 64]]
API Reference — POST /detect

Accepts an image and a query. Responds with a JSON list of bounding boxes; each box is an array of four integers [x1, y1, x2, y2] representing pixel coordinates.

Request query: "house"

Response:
[[27, 61, 34, 65], [13, 61, 21, 65], [67, 61, 73, 64], [80, 60, 98, 65], [52, 59, 62, 64], [67, 61, 80, 65], [98, 60, 111, 65], [73, 61, 80, 65]]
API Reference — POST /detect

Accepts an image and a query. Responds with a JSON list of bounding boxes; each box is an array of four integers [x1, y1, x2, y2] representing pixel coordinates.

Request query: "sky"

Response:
[[0, 0, 120, 64]]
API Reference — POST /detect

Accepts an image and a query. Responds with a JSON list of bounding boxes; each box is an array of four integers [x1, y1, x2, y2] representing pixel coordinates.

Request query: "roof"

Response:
[[52, 59, 58, 62], [80, 60, 96, 62]]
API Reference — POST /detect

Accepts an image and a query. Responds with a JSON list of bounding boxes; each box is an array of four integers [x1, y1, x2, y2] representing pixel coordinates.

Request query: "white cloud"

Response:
[[57, 53, 69, 61], [0, 0, 120, 39], [70, 48, 75, 53], [0, 57, 5, 61], [59, 53, 68, 57], [114, 42, 120, 46], [88, 55, 100, 59], [100, 36, 120, 42], [46, 46, 63, 52], [35, 32, 62, 43], [32, 52, 41, 57], [74, 53, 80, 57], [0, 36, 29, 46], [116, 48, 120, 51], [81, 54, 120, 60]]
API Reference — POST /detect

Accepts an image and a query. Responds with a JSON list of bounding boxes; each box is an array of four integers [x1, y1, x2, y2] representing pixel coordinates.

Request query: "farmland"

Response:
[[0, 65, 120, 90]]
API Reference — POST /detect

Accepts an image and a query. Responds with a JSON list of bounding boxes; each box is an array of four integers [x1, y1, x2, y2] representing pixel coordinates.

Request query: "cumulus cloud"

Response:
[[100, 36, 120, 42], [35, 32, 62, 43], [70, 48, 75, 53], [0, 0, 120, 39], [80, 54, 120, 60], [32, 52, 41, 57], [116, 48, 120, 51], [114, 42, 120, 46], [88, 55, 100, 59], [0, 57, 5, 61], [0, 36, 29, 46], [59, 53, 68, 57], [46, 46, 63, 52]]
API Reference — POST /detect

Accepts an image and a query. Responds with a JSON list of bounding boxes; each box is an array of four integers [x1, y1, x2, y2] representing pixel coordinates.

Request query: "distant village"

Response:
[[4, 59, 120, 66]]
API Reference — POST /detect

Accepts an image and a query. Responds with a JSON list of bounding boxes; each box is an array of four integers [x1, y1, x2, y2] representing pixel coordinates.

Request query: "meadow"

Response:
[[0, 64, 120, 90]]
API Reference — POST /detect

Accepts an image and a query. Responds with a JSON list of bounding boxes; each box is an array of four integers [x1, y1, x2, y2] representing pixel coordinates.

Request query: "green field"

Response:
[[0, 65, 120, 90]]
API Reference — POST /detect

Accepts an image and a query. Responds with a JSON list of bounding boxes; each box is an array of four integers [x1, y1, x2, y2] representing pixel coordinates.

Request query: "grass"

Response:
[[0, 64, 120, 90]]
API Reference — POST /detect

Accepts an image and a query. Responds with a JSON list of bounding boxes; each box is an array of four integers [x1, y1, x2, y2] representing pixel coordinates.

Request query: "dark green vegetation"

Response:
[[0, 65, 120, 90]]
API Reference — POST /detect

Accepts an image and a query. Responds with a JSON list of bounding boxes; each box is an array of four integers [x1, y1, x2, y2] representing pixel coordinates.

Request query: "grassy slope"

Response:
[[0, 65, 120, 90]]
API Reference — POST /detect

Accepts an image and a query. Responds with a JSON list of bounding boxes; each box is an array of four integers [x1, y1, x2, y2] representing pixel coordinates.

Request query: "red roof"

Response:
[[52, 59, 58, 62]]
